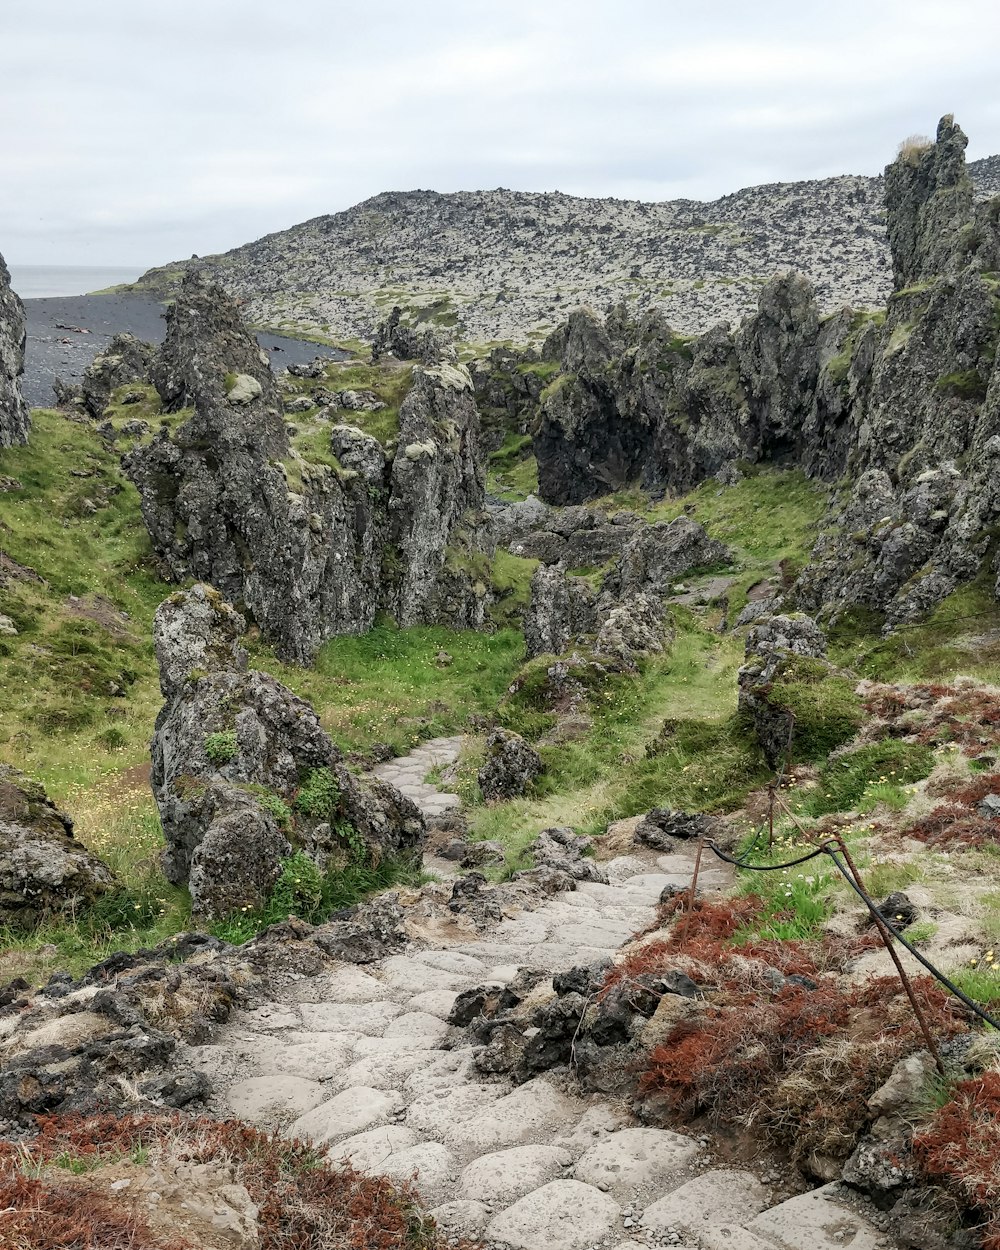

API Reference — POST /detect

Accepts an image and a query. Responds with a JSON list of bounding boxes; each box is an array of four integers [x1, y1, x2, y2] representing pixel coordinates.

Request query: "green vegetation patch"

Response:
[[250, 622, 525, 756], [935, 369, 989, 402], [766, 654, 864, 762], [799, 740, 936, 818]]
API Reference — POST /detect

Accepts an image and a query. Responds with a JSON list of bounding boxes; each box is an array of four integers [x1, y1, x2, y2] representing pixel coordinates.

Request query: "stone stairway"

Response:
[[372, 734, 465, 819], [181, 739, 897, 1250]]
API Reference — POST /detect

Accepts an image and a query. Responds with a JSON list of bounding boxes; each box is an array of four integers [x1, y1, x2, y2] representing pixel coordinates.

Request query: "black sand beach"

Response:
[[21, 292, 347, 407]]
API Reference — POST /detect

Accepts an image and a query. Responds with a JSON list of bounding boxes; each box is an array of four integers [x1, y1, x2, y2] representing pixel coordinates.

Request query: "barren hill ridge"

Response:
[[129, 156, 1000, 346]]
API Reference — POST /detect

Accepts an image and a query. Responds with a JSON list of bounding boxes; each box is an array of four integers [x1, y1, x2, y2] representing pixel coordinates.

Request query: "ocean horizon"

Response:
[[7, 264, 148, 299]]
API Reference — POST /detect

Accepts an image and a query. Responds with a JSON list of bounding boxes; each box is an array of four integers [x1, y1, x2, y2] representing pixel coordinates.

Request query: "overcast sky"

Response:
[[3, 0, 1000, 268]]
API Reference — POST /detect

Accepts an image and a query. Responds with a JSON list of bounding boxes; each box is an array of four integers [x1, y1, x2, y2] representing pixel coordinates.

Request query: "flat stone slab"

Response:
[[574, 1126, 700, 1190], [270, 1036, 359, 1083], [299, 1000, 403, 1036], [288, 1086, 404, 1146], [443, 1078, 581, 1152], [486, 1179, 622, 1250], [226, 1074, 326, 1124], [414, 949, 486, 976], [383, 1011, 449, 1044], [642, 1170, 769, 1237], [747, 1184, 885, 1250], [329, 1124, 422, 1172], [406, 1083, 504, 1141], [343, 1052, 430, 1091], [701, 1226, 776, 1250], [428, 1200, 491, 1235], [459, 1144, 573, 1204], [370, 1141, 457, 1200], [406, 989, 461, 1019], [316, 965, 390, 1003], [380, 955, 469, 994]]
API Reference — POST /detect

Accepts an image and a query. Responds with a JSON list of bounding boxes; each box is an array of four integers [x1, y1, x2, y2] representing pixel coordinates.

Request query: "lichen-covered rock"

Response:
[[737, 614, 861, 766], [0, 765, 115, 931], [604, 516, 732, 599], [385, 362, 494, 628], [80, 332, 155, 419], [523, 564, 598, 658], [477, 728, 543, 801], [0, 250, 29, 447], [127, 276, 490, 660], [151, 585, 425, 918], [371, 305, 455, 366], [592, 594, 671, 666], [530, 827, 608, 884]]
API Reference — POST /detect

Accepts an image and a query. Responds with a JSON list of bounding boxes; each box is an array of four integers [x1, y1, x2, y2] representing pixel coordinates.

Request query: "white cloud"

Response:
[[1, 0, 998, 264]]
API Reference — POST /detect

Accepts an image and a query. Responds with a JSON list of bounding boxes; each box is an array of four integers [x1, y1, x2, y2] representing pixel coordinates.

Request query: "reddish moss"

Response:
[[913, 1072, 1000, 1250]]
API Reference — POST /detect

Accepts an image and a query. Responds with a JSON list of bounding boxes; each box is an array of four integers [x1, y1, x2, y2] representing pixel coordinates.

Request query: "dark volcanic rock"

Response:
[[150, 584, 425, 919], [0, 765, 115, 932], [371, 305, 455, 366], [0, 250, 29, 447], [477, 728, 543, 801], [80, 332, 155, 419], [126, 275, 490, 661], [523, 564, 598, 658], [603, 516, 732, 599]]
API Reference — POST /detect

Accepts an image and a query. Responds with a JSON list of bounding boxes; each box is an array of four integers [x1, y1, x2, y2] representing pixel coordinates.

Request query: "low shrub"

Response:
[[801, 739, 935, 817], [203, 730, 237, 765]]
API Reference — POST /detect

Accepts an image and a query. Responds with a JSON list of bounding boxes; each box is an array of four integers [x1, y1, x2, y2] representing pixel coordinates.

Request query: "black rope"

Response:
[[823, 847, 1000, 1032], [700, 837, 1000, 1032], [706, 839, 831, 872]]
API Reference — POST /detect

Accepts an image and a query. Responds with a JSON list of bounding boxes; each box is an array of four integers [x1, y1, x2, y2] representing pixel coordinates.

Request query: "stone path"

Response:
[[373, 735, 465, 818], [185, 827, 896, 1250]]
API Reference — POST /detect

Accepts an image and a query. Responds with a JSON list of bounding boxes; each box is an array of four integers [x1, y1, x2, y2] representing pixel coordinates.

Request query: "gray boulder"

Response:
[[603, 516, 731, 599], [0, 250, 29, 447], [0, 765, 115, 931], [477, 729, 543, 801], [371, 305, 456, 366], [524, 564, 598, 658], [150, 584, 425, 919], [530, 827, 608, 884], [593, 593, 671, 666], [80, 332, 155, 419]]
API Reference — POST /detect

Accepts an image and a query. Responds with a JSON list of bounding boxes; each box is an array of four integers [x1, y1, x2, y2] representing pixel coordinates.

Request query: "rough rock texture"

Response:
[[604, 517, 732, 599], [0, 250, 29, 447], [519, 119, 1000, 630], [385, 363, 494, 630], [524, 565, 598, 658], [150, 585, 425, 918], [80, 332, 155, 419], [130, 157, 1000, 347], [0, 765, 115, 932], [371, 306, 455, 366], [477, 729, 543, 802], [126, 274, 491, 661], [530, 828, 608, 884], [737, 613, 836, 767]]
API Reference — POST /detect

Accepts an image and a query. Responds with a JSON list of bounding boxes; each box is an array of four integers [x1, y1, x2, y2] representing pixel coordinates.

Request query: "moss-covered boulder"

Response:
[[0, 765, 115, 931], [738, 613, 862, 766]]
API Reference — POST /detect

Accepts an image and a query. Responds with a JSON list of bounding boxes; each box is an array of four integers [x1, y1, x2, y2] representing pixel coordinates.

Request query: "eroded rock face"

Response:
[[127, 275, 490, 661], [371, 305, 456, 366], [524, 565, 598, 658], [477, 729, 543, 801], [80, 332, 155, 419], [0, 251, 29, 447], [151, 585, 425, 918], [604, 517, 732, 599], [0, 765, 115, 931]]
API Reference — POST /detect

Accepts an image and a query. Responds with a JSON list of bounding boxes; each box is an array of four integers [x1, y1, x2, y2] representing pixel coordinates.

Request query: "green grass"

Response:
[[828, 580, 1000, 684], [487, 431, 539, 501], [949, 963, 1000, 1009], [284, 359, 413, 446], [793, 740, 936, 818], [209, 849, 426, 944], [467, 613, 767, 861], [249, 621, 525, 756], [489, 550, 539, 627], [764, 654, 864, 763]]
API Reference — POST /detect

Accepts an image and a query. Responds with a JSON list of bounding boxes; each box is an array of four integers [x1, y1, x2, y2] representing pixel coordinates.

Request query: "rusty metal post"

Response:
[[767, 783, 775, 853], [678, 837, 706, 948], [834, 836, 946, 1078]]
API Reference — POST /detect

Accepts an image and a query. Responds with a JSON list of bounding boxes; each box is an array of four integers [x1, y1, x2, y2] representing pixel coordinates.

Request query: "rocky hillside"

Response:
[[126, 154, 1000, 346]]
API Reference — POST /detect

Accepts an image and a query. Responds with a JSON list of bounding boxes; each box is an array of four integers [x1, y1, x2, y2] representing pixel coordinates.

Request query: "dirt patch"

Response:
[[64, 593, 132, 639]]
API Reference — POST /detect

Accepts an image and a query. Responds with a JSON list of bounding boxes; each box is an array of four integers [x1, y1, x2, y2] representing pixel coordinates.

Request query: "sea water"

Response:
[[6, 265, 147, 299]]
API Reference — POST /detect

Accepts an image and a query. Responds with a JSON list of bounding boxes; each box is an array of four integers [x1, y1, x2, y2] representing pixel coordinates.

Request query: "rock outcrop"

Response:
[[80, 332, 155, 419], [0, 251, 29, 447], [477, 729, 543, 801], [516, 118, 1000, 630], [371, 306, 455, 366], [126, 273, 491, 661], [0, 765, 115, 931], [150, 584, 425, 919]]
